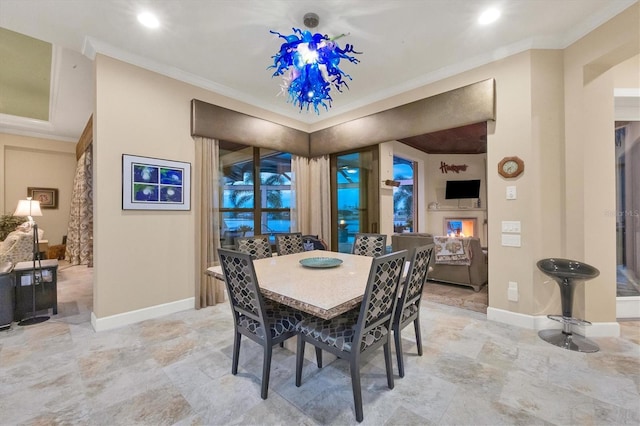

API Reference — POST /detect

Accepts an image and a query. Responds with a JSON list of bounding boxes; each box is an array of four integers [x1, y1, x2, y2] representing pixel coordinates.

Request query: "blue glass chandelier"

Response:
[[268, 14, 361, 114]]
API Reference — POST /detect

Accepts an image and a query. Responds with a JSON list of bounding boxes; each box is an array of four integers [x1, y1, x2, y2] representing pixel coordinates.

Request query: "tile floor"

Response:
[[424, 280, 488, 314], [0, 263, 638, 425]]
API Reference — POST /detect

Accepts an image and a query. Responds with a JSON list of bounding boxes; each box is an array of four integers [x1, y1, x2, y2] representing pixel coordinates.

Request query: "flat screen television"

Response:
[[445, 179, 481, 199]]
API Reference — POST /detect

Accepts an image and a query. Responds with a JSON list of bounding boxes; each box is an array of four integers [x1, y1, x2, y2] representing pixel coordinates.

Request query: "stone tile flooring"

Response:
[[0, 263, 638, 425], [424, 280, 488, 313]]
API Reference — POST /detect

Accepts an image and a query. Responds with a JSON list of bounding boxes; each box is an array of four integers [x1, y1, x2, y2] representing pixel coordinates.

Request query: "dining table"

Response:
[[207, 250, 375, 320]]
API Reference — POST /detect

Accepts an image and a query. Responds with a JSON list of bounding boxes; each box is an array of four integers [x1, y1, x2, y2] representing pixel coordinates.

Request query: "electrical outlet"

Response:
[[506, 186, 517, 200], [508, 281, 519, 301]]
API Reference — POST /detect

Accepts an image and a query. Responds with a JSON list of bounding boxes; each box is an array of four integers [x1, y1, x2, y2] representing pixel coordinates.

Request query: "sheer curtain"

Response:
[[66, 144, 93, 266], [292, 155, 331, 247], [290, 155, 309, 233], [194, 136, 224, 308]]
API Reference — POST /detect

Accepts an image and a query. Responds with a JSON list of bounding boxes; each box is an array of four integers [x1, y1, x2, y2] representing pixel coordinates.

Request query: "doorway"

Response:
[[393, 156, 415, 233], [615, 122, 640, 297]]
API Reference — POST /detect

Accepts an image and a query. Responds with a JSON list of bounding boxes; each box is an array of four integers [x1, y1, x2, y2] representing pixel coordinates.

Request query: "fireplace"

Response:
[[444, 217, 477, 238]]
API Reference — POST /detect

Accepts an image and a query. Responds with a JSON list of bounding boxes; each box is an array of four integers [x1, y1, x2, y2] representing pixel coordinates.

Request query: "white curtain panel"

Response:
[[309, 155, 332, 247], [194, 136, 224, 308], [291, 155, 309, 233]]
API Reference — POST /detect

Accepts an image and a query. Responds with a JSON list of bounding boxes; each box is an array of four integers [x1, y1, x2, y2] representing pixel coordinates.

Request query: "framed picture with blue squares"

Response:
[[122, 154, 191, 210]]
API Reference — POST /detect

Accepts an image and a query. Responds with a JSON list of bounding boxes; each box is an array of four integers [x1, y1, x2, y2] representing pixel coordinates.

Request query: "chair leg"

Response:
[[279, 342, 284, 348], [383, 341, 395, 389], [261, 345, 272, 400], [315, 347, 323, 368], [349, 358, 364, 422], [414, 317, 423, 356], [394, 327, 405, 378], [295, 337, 305, 387], [232, 332, 241, 375]]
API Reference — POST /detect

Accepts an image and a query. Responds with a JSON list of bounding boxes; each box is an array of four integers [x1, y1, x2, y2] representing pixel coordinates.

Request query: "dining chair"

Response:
[[218, 248, 307, 399], [235, 235, 272, 259], [393, 243, 434, 378], [351, 233, 387, 257], [275, 232, 304, 256], [295, 250, 407, 422]]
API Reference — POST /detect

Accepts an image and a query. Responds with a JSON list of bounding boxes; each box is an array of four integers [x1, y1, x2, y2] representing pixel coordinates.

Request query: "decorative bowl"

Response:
[[299, 257, 343, 269]]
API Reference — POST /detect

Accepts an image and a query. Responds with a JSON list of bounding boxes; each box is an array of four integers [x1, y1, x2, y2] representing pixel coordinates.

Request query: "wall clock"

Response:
[[498, 156, 524, 178]]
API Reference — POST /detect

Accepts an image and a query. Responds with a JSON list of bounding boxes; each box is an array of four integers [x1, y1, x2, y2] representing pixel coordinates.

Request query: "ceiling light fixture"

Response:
[[137, 11, 160, 29], [478, 8, 501, 25], [268, 13, 361, 114]]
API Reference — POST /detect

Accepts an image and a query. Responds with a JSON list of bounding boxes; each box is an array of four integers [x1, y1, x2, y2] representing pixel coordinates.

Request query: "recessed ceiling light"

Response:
[[137, 12, 160, 29], [478, 8, 500, 25]]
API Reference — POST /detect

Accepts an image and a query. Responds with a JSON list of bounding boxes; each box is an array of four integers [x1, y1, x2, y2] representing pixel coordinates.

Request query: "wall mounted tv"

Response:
[[445, 179, 481, 199]]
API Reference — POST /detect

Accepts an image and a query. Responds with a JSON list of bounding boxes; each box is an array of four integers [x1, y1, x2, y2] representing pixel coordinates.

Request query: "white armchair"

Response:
[[0, 224, 44, 265]]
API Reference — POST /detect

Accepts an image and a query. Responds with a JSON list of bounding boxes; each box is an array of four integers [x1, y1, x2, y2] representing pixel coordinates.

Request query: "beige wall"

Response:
[[93, 55, 302, 318], [563, 3, 639, 322], [425, 153, 487, 246], [0, 133, 76, 245]]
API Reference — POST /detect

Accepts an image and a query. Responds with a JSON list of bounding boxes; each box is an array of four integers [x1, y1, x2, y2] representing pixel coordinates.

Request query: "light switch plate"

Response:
[[501, 234, 521, 247], [501, 221, 521, 233], [506, 186, 517, 200]]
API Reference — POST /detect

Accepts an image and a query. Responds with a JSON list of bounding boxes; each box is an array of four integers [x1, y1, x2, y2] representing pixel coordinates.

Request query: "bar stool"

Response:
[[537, 258, 600, 353]]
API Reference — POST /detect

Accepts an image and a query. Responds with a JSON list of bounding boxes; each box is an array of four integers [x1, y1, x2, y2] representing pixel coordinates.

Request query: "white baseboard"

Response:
[[487, 307, 621, 337], [91, 297, 195, 332], [617, 296, 640, 319]]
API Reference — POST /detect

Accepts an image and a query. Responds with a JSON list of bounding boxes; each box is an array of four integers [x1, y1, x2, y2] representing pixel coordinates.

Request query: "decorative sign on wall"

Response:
[[439, 161, 468, 174]]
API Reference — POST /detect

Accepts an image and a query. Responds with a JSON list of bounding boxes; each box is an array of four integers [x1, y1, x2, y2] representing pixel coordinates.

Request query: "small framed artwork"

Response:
[[122, 154, 191, 211], [27, 187, 58, 209]]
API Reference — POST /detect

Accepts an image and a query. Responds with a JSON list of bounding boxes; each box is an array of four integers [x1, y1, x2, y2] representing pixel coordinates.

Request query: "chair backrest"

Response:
[[275, 233, 304, 256], [0, 229, 35, 264], [398, 243, 434, 315], [218, 248, 268, 330], [236, 235, 272, 259], [351, 233, 387, 257], [354, 250, 407, 351]]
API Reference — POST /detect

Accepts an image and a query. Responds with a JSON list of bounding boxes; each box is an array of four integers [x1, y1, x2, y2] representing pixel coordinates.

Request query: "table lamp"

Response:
[[13, 197, 49, 325]]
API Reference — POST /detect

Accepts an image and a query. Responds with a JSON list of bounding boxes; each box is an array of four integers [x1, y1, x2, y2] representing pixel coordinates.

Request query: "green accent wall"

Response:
[[0, 27, 52, 121]]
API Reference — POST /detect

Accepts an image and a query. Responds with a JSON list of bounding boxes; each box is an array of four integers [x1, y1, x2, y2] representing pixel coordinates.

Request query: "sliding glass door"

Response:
[[331, 147, 379, 252]]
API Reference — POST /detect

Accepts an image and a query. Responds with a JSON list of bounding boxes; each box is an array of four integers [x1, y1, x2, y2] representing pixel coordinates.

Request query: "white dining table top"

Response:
[[208, 250, 374, 319]]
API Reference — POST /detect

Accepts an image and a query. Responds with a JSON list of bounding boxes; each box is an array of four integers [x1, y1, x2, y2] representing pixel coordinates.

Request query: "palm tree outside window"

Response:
[[219, 143, 292, 249]]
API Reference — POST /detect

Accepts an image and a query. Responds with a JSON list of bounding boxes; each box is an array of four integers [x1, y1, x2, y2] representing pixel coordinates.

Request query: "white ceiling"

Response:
[[0, 0, 636, 142]]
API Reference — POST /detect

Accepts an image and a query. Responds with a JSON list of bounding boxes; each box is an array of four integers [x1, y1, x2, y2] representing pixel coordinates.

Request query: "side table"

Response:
[[13, 259, 59, 321]]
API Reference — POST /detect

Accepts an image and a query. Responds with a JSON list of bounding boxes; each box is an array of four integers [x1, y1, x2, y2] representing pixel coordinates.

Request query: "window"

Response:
[[393, 156, 415, 233], [219, 143, 292, 249]]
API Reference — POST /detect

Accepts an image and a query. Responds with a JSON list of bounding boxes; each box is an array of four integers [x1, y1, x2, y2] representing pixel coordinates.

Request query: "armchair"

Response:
[[429, 237, 487, 292], [0, 225, 44, 265]]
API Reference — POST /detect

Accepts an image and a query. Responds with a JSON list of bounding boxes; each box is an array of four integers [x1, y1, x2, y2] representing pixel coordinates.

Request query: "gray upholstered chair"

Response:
[[235, 235, 272, 259], [275, 232, 304, 256], [301, 234, 328, 251], [295, 250, 407, 422], [218, 249, 308, 399], [393, 243, 434, 378], [351, 233, 387, 257]]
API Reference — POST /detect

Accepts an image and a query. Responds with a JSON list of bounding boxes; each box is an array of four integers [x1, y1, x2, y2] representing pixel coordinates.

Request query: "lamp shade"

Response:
[[14, 198, 43, 217]]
